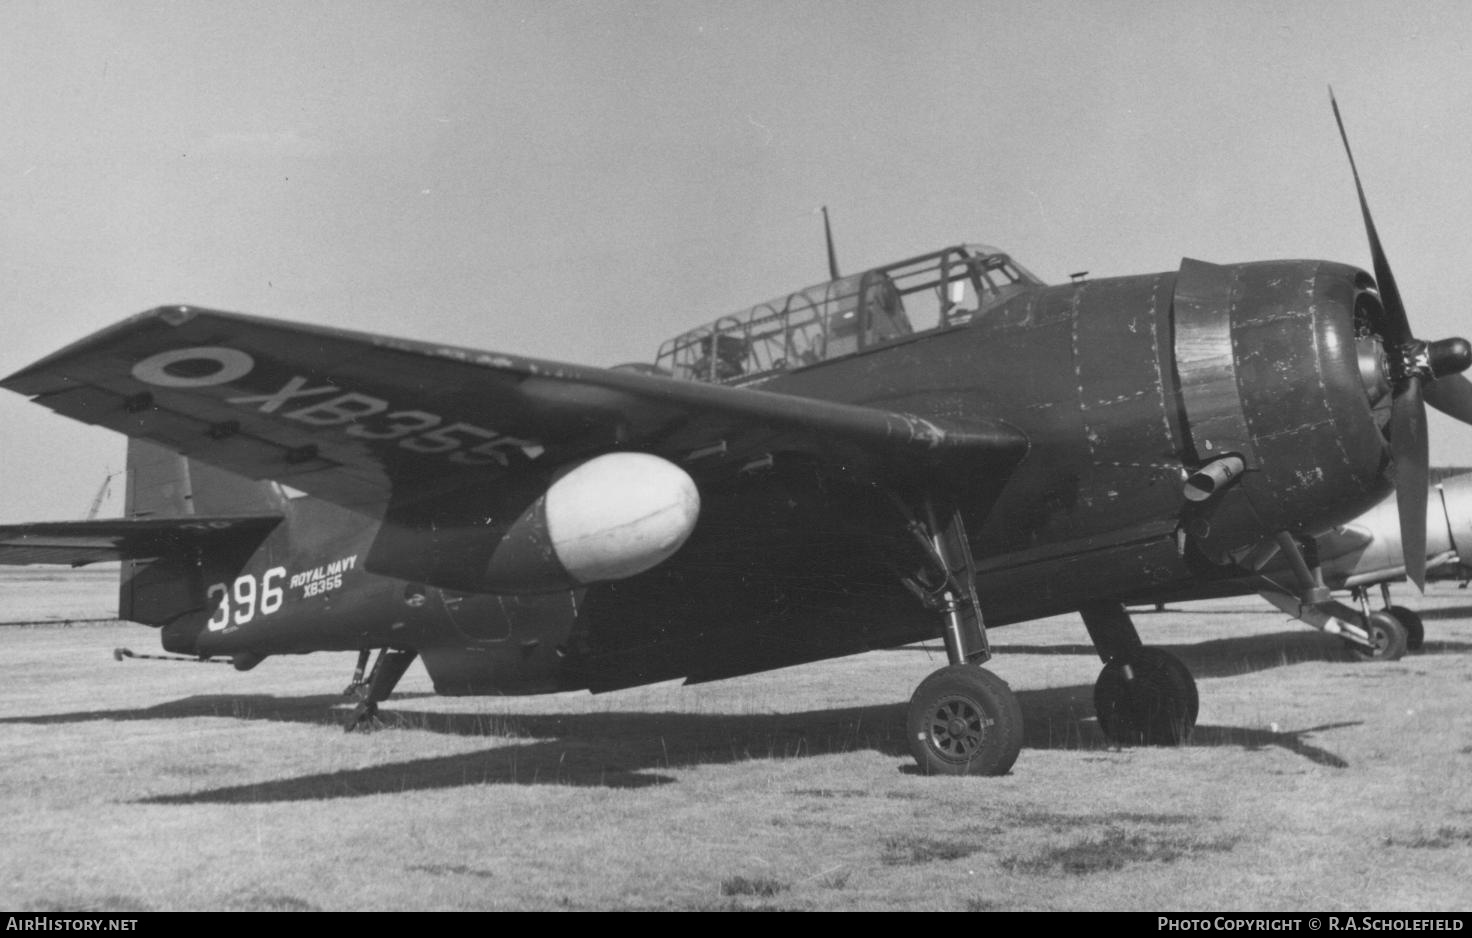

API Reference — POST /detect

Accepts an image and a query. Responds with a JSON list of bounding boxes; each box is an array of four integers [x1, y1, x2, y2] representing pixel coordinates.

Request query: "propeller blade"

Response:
[[1425, 373, 1472, 426], [1391, 375, 1430, 590], [1329, 88, 1412, 347]]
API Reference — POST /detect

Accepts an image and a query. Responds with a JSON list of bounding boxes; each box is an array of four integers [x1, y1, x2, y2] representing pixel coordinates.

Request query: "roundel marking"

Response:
[[131, 347, 256, 388]]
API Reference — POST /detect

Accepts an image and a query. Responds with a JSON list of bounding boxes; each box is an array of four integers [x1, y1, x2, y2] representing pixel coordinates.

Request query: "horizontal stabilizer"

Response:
[[0, 515, 282, 567]]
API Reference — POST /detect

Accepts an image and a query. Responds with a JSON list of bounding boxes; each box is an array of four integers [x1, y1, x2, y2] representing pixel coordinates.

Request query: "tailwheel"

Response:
[[1094, 647, 1198, 746], [907, 665, 1023, 776], [344, 701, 386, 732], [1345, 610, 1408, 661], [1386, 605, 1424, 652]]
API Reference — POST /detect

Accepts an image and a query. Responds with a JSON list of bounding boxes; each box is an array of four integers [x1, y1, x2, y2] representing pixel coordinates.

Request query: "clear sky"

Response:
[[2, 0, 1470, 520]]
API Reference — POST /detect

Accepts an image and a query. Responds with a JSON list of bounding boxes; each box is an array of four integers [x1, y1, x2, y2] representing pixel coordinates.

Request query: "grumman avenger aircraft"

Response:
[[2, 99, 1471, 777]]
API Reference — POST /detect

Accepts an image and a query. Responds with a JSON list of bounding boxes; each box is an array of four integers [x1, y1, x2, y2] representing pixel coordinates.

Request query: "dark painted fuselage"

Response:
[[159, 255, 1392, 697]]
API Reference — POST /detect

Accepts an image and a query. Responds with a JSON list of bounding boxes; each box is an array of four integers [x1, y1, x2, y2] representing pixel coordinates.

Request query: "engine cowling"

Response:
[[1174, 258, 1392, 562]]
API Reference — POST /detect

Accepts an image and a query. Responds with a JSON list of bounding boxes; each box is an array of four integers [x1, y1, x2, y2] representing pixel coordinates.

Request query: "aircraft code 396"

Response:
[[206, 567, 285, 631], [131, 347, 546, 466]]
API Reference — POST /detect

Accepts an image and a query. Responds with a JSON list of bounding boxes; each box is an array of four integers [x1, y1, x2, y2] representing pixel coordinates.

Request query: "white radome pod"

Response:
[[543, 452, 700, 584]]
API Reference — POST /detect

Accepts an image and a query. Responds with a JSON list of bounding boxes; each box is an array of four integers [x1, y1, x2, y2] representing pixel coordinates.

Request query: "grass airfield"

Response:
[[0, 568, 1470, 911]]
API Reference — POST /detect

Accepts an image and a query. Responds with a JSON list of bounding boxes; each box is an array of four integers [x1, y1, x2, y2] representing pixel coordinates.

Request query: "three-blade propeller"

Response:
[[1331, 90, 1472, 588]]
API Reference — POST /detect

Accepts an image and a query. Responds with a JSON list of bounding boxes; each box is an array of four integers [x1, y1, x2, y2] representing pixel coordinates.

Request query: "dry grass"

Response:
[[1, 570, 1470, 910]]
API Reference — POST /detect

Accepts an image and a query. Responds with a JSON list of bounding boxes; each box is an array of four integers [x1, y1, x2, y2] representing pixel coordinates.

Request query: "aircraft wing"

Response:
[[3, 307, 1028, 516], [0, 516, 283, 566]]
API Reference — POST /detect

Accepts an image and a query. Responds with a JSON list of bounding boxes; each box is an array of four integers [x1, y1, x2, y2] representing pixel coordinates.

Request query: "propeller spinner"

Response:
[[1331, 90, 1472, 588]]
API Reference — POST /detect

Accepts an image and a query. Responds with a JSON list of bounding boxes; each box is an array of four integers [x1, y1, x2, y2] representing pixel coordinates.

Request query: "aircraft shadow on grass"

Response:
[[990, 630, 1472, 679], [0, 691, 437, 728], [2, 628, 1452, 801], [126, 689, 1362, 804], [1415, 604, 1472, 621]]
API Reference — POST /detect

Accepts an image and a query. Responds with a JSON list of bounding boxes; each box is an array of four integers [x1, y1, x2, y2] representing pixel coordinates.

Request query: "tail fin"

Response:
[[121, 440, 286, 629], [125, 439, 287, 519]]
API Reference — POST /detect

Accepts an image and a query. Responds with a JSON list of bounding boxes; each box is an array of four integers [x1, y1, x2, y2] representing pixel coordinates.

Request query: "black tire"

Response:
[[1094, 647, 1199, 746], [1347, 610, 1408, 661], [1387, 605, 1425, 652], [907, 665, 1024, 776]]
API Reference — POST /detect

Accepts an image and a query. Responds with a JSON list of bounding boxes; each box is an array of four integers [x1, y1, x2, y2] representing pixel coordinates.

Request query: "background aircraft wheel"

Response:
[[1346, 610, 1409, 661], [1094, 647, 1198, 746], [906, 665, 1023, 777], [1387, 605, 1425, 652]]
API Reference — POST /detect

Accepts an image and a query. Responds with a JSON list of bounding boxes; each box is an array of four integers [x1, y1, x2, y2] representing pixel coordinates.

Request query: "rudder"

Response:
[[121, 440, 286, 630], [125, 439, 287, 519]]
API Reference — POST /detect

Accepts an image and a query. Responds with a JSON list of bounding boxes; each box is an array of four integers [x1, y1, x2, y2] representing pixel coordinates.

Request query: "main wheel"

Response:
[[907, 665, 1024, 776], [1346, 610, 1408, 661], [1094, 647, 1198, 746], [1387, 605, 1425, 652]]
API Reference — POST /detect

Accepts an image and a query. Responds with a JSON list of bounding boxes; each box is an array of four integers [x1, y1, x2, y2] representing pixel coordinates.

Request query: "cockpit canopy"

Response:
[[654, 244, 1042, 385]]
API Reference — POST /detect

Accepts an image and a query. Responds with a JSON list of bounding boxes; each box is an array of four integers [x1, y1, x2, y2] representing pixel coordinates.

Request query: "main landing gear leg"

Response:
[[1080, 601, 1198, 745], [344, 648, 418, 732], [900, 503, 1023, 776]]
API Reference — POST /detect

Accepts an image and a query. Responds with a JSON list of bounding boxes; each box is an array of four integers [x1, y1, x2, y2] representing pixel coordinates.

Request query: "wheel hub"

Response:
[[929, 697, 993, 758]]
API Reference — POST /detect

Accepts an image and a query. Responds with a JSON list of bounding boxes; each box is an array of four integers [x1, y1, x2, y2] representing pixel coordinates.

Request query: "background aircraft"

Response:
[[1259, 472, 1472, 656], [1, 103, 1468, 777], [1136, 471, 1472, 658]]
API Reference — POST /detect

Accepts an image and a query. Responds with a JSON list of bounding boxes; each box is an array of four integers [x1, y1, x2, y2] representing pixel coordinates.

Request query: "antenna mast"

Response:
[[821, 205, 840, 280]]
